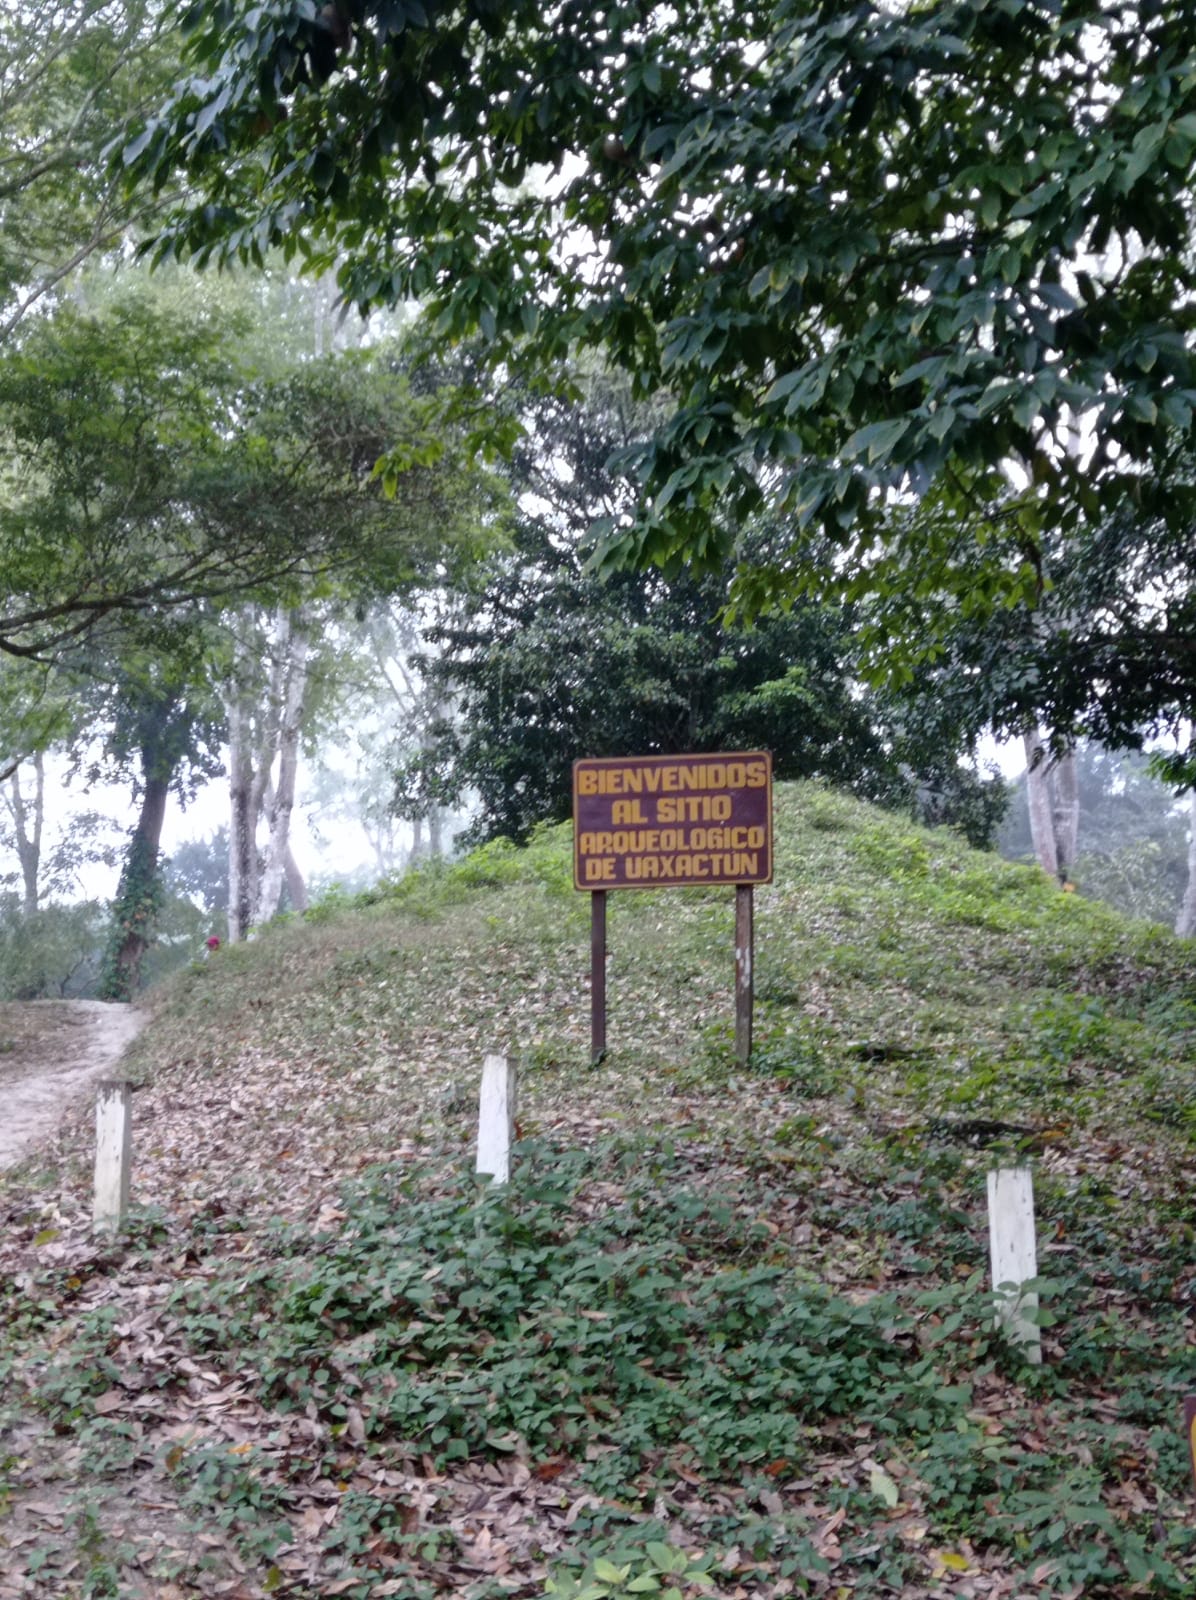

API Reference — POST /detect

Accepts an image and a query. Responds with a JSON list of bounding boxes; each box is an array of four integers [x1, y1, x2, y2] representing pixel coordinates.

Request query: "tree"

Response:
[[1177, 793, 1196, 937], [406, 541, 940, 848], [0, 285, 495, 975], [128, 1, 1196, 649], [224, 602, 313, 941], [0, 751, 119, 912], [395, 378, 1006, 846], [91, 615, 223, 998], [163, 828, 229, 920], [999, 742, 1191, 927], [0, 291, 469, 668], [312, 601, 463, 869], [0, 1, 172, 341]]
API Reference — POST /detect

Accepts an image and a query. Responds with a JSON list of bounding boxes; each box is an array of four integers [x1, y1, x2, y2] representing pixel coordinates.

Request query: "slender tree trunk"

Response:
[[1023, 729, 1060, 879], [1023, 729, 1079, 884], [255, 612, 310, 927], [283, 844, 308, 913], [1051, 748, 1079, 883], [6, 752, 44, 915], [1176, 791, 1196, 937], [226, 617, 258, 944]]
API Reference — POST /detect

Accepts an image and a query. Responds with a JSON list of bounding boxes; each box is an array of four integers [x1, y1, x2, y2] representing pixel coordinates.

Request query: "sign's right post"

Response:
[[735, 883, 754, 1062]]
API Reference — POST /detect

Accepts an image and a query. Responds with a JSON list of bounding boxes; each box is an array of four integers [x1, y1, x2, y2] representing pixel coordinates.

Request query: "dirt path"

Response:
[[0, 999, 145, 1172]]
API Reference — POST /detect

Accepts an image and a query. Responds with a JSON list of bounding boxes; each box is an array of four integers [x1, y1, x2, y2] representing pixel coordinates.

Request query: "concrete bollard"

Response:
[[94, 1079, 132, 1234], [476, 1053, 517, 1186], [987, 1165, 1042, 1364]]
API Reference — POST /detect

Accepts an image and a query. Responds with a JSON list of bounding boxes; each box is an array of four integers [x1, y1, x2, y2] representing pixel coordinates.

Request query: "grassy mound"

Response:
[[2, 783, 1194, 1599]]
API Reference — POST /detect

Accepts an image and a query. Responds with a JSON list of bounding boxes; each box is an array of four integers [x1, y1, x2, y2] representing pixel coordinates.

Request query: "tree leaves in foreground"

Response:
[[127, 1, 1196, 648], [0, 0, 173, 341]]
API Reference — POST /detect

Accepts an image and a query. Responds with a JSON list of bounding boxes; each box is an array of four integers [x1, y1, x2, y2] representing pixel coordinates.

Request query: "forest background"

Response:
[[3, 0, 1196, 1002]]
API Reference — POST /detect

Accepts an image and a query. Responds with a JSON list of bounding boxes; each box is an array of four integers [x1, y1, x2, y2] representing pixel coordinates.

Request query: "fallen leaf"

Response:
[[869, 1466, 899, 1509]]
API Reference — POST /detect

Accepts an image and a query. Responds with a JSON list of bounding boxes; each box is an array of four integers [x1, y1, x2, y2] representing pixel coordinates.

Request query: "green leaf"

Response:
[[893, 355, 947, 390], [926, 405, 955, 440], [844, 417, 909, 464], [593, 1560, 630, 1584], [763, 369, 803, 405], [121, 126, 154, 167]]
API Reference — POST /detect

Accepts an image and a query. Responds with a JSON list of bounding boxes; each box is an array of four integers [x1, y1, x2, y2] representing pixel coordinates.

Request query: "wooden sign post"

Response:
[[1184, 1396, 1196, 1494], [735, 884, 754, 1062], [573, 752, 772, 1065], [591, 889, 607, 1062]]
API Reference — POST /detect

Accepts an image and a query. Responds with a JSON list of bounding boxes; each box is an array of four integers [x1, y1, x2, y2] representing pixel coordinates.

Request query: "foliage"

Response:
[[545, 1542, 714, 1600], [129, 2, 1196, 642], [861, 487, 1196, 788], [164, 828, 230, 917], [0, 0, 172, 340], [97, 828, 164, 1001], [397, 377, 1006, 846], [0, 289, 490, 666], [0, 894, 106, 998], [405, 539, 907, 848], [3, 782, 1196, 1593], [999, 744, 1190, 926]]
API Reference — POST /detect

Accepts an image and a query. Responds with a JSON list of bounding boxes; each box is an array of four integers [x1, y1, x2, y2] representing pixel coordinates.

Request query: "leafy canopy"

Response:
[[398, 377, 1005, 846], [127, 0, 1196, 635], [0, 0, 173, 340], [0, 291, 490, 665]]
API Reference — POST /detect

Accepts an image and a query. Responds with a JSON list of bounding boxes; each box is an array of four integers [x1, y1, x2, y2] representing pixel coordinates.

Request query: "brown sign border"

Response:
[[572, 751, 773, 892]]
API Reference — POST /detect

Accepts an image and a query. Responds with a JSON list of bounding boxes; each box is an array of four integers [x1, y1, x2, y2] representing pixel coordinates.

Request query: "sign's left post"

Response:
[[591, 889, 607, 1063]]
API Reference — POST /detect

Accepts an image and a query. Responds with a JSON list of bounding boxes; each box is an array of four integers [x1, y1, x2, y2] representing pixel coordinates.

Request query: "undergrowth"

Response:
[[4, 783, 1196, 1597]]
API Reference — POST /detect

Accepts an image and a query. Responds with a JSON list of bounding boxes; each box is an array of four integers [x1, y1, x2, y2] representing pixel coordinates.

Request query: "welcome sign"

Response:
[[573, 752, 773, 890]]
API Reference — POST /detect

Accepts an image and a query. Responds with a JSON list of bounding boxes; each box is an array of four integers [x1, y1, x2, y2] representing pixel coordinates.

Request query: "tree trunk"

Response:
[[254, 612, 310, 927], [1023, 729, 1059, 879], [283, 844, 308, 913], [1023, 729, 1079, 885], [105, 772, 170, 998], [6, 752, 44, 915], [226, 664, 257, 944], [1176, 791, 1196, 938], [1051, 747, 1079, 884]]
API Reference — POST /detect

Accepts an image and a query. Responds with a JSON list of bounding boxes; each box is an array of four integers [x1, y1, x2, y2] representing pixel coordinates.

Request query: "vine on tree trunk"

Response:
[[98, 831, 163, 1001]]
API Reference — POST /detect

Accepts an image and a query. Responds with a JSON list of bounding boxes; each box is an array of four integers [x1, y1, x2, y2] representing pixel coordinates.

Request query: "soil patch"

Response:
[[0, 1000, 145, 1171]]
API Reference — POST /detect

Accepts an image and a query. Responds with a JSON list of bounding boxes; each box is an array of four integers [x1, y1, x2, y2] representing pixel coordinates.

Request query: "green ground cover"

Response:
[[2, 783, 1194, 1598]]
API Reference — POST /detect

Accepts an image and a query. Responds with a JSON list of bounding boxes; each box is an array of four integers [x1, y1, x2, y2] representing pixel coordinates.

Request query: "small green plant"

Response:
[[546, 1542, 714, 1600]]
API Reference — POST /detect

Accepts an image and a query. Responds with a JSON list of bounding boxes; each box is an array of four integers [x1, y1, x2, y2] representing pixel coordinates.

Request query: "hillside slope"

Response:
[[2, 783, 1194, 1599]]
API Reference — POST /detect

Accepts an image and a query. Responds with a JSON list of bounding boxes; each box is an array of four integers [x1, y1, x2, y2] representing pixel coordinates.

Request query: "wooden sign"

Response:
[[1185, 1396, 1196, 1493], [573, 752, 773, 889], [574, 752, 773, 1064]]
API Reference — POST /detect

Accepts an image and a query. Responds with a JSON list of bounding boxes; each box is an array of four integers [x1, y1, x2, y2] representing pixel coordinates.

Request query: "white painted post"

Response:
[[987, 1166, 1042, 1364], [93, 1079, 132, 1234], [476, 1053, 517, 1185]]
